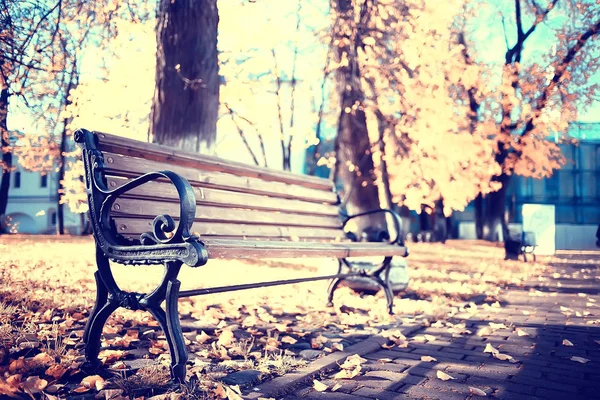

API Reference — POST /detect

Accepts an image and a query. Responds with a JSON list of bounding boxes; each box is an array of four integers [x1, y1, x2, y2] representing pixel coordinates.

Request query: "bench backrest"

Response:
[[93, 132, 346, 243]]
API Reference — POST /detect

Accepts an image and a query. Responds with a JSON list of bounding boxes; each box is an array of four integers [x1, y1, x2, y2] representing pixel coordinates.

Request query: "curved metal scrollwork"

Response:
[[75, 129, 208, 268]]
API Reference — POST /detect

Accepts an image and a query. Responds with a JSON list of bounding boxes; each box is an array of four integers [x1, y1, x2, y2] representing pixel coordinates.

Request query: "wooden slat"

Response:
[[112, 198, 342, 229], [95, 132, 333, 191], [201, 239, 409, 259], [103, 153, 337, 204], [113, 218, 345, 240], [106, 176, 339, 217]]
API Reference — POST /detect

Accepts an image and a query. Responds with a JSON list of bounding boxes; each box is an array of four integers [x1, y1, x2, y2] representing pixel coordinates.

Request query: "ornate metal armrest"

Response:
[[342, 208, 405, 246], [75, 129, 208, 267]]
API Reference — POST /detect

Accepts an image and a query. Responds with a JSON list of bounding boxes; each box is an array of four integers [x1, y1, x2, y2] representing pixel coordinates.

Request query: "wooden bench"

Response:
[[75, 129, 409, 382]]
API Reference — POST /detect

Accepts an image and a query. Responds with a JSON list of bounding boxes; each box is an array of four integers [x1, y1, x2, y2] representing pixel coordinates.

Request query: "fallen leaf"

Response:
[[562, 339, 574, 347], [483, 343, 499, 354], [281, 336, 297, 345], [339, 354, 367, 369], [332, 343, 344, 352], [469, 387, 487, 397], [32, 352, 54, 366], [436, 370, 455, 381], [493, 353, 517, 363], [313, 380, 328, 392], [196, 331, 211, 344], [489, 322, 507, 329], [516, 329, 530, 337], [477, 327, 492, 337], [424, 334, 436, 342], [570, 356, 589, 364], [22, 376, 48, 394], [98, 349, 126, 364], [45, 364, 68, 380], [420, 356, 437, 362], [377, 358, 394, 363], [81, 375, 105, 391], [111, 361, 127, 369], [333, 366, 361, 379], [331, 383, 342, 392], [217, 329, 235, 347], [225, 385, 243, 400]]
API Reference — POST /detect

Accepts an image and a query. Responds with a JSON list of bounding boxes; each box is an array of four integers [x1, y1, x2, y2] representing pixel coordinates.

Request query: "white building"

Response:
[[2, 156, 83, 235]]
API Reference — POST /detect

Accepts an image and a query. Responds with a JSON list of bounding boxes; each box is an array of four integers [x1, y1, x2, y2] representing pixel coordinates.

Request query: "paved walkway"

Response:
[[248, 252, 600, 399]]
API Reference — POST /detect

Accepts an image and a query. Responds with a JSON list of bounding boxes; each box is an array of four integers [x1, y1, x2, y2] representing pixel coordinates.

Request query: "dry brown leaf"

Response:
[[477, 327, 492, 337], [436, 370, 455, 381], [214, 383, 228, 399], [333, 366, 361, 379], [313, 380, 328, 392], [469, 386, 487, 396], [424, 334, 436, 342], [562, 339, 574, 347], [493, 353, 517, 363], [45, 364, 68, 380], [281, 336, 297, 345], [99, 349, 126, 364], [377, 358, 394, 363], [331, 383, 342, 392], [72, 385, 90, 393], [81, 375, 105, 391], [225, 385, 243, 400], [489, 322, 507, 330], [339, 354, 367, 369], [483, 343, 499, 354], [570, 356, 589, 364], [332, 343, 344, 352], [22, 376, 48, 394], [111, 361, 127, 370], [9, 359, 25, 374], [420, 356, 437, 362], [196, 331, 211, 344], [217, 329, 235, 347], [32, 352, 54, 366], [381, 343, 395, 349], [516, 329, 530, 337]]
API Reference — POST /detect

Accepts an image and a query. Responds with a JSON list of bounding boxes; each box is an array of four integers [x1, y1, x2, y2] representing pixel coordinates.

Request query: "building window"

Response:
[[545, 173, 560, 199], [51, 212, 57, 226], [41, 175, 48, 188], [13, 171, 21, 188]]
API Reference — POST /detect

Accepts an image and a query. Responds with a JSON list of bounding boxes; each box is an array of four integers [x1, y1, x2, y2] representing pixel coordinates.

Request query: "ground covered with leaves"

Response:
[[0, 236, 541, 399]]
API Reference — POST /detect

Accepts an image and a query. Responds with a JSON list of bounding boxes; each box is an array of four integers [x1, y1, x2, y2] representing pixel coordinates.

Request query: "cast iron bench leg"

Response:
[[83, 260, 120, 373], [327, 258, 395, 315]]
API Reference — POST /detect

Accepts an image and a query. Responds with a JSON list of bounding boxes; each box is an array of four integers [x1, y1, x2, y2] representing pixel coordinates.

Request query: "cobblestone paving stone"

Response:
[[276, 252, 600, 399]]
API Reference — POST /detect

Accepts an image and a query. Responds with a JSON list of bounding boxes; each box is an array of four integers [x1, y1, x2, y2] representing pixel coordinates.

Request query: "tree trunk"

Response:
[[474, 192, 483, 239], [151, 0, 219, 152], [482, 173, 510, 241], [0, 81, 11, 235], [332, 0, 385, 237], [433, 199, 447, 244], [56, 123, 67, 235]]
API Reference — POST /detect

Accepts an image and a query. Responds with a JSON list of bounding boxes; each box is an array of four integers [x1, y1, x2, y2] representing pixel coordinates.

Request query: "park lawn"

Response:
[[0, 236, 541, 399]]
